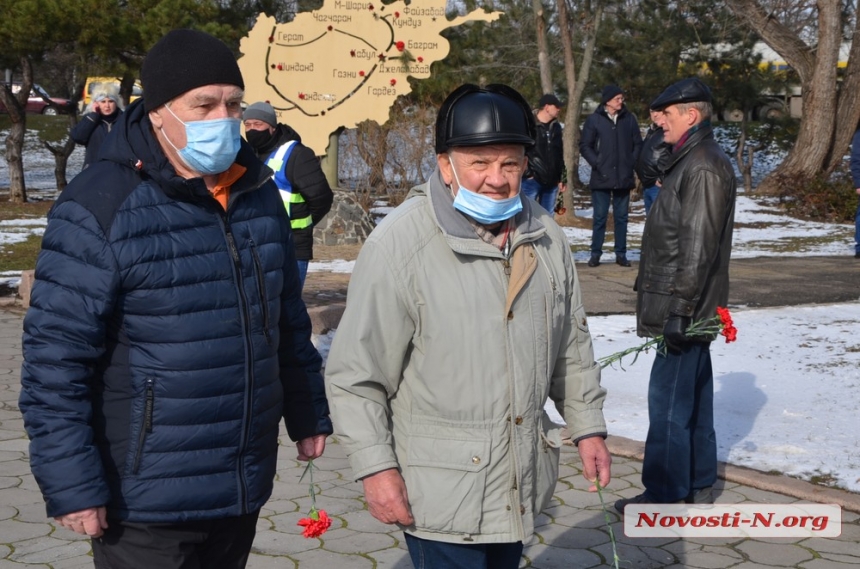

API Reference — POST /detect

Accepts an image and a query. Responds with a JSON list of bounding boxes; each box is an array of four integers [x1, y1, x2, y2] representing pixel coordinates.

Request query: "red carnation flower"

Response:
[[297, 459, 331, 538], [599, 306, 739, 368], [297, 509, 332, 538]]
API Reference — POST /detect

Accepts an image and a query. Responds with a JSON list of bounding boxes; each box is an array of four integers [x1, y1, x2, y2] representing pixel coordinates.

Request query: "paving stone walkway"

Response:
[[1, 309, 858, 567]]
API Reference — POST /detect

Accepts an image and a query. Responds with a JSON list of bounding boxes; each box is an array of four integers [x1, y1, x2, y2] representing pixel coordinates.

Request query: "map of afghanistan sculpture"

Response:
[[239, 0, 503, 156]]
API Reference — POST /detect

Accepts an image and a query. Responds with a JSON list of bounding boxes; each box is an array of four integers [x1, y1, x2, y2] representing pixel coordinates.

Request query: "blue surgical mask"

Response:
[[450, 162, 523, 225], [161, 104, 241, 175]]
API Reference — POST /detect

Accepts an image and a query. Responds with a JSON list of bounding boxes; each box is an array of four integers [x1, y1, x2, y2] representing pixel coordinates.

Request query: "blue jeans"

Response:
[[854, 199, 860, 254], [296, 260, 309, 290], [405, 534, 523, 569], [643, 185, 660, 215], [590, 190, 630, 256], [521, 178, 559, 215], [642, 342, 717, 503]]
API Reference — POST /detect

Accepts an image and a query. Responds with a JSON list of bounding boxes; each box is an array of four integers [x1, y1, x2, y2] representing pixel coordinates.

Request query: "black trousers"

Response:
[[91, 511, 260, 569]]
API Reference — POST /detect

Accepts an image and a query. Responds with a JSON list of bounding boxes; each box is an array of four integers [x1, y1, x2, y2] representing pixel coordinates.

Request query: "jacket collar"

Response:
[[423, 167, 546, 257], [597, 104, 628, 120], [663, 123, 714, 172]]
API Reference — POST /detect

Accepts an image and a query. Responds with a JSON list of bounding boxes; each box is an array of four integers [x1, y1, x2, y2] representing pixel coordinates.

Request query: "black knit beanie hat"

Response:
[[141, 29, 245, 113], [601, 84, 624, 105]]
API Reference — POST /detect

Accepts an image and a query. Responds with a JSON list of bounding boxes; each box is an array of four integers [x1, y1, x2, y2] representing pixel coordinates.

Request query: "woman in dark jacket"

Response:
[[70, 89, 124, 170]]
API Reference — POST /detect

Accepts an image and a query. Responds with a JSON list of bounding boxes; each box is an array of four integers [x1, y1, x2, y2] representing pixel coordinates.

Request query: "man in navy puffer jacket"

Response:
[[19, 29, 332, 569]]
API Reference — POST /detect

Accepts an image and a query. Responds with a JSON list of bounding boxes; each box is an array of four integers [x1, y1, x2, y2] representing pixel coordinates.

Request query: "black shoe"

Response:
[[587, 255, 601, 267], [616, 255, 631, 267], [614, 492, 683, 514], [685, 486, 715, 504]]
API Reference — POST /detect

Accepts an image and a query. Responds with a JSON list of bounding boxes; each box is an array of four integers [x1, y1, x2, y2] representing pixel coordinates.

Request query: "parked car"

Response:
[[0, 84, 74, 115]]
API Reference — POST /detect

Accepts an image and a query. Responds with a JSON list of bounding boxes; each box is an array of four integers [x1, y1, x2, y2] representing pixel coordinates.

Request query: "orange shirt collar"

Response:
[[210, 163, 246, 210]]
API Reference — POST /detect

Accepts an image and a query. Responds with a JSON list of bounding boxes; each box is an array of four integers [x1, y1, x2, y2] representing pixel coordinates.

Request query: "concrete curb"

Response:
[[606, 434, 860, 513]]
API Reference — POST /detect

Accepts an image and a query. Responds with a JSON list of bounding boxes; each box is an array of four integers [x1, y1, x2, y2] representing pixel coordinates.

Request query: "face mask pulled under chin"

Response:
[[449, 161, 523, 225], [161, 104, 241, 175]]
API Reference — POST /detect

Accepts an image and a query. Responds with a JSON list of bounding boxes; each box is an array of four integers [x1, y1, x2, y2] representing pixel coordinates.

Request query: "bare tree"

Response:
[[725, 0, 860, 195], [42, 115, 79, 192], [0, 57, 35, 203], [556, 0, 603, 222], [532, 0, 555, 93]]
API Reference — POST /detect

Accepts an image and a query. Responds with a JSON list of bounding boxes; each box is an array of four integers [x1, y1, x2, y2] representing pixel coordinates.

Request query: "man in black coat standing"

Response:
[[580, 85, 642, 267], [244, 102, 334, 288]]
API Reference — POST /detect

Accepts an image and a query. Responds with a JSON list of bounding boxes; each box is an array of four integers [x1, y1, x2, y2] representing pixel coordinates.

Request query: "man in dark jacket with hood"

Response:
[[580, 85, 642, 267], [19, 29, 332, 568], [615, 78, 736, 514], [243, 102, 334, 288]]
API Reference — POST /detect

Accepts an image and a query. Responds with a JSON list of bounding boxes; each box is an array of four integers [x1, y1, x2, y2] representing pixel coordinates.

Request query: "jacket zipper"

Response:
[[534, 247, 559, 380], [249, 239, 273, 346], [132, 378, 155, 474], [223, 217, 255, 514]]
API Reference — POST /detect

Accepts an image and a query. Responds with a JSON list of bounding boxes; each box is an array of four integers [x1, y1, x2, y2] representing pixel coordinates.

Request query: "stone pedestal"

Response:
[[18, 270, 36, 309], [313, 190, 375, 246]]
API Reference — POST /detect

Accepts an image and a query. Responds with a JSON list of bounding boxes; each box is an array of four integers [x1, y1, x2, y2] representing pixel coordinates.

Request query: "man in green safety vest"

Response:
[[244, 102, 334, 287]]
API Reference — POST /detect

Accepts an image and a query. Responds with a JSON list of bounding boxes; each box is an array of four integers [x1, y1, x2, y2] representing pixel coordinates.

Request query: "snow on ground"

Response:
[[570, 305, 860, 493], [562, 194, 855, 263]]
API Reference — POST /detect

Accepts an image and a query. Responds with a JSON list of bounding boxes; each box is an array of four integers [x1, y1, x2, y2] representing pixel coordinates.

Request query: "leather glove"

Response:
[[663, 314, 692, 352]]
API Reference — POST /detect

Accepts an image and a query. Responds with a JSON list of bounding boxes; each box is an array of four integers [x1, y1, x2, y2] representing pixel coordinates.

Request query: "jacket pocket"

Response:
[[250, 242, 273, 346], [534, 413, 562, 513], [638, 272, 675, 330], [544, 289, 565, 379], [131, 378, 155, 475], [405, 433, 491, 534]]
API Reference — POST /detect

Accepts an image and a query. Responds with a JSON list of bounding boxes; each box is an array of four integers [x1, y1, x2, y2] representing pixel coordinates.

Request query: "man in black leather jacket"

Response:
[[636, 109, 671, 215], [523, 94, 566, 215], [616, 77, 736, 513]]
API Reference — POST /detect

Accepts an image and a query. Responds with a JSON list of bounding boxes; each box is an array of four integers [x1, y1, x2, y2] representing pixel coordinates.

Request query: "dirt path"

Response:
[[303, 244, 860, 315], [302, 244, 360, 308]]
